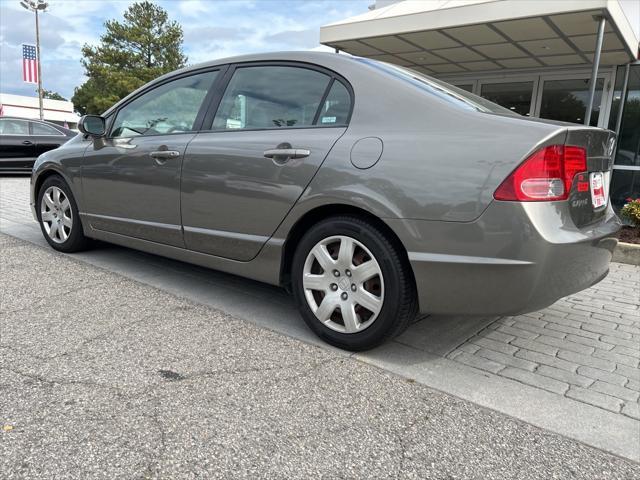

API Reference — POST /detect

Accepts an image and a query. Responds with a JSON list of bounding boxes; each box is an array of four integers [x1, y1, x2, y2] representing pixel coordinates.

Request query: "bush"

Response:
[[620, 198, 640, 227]]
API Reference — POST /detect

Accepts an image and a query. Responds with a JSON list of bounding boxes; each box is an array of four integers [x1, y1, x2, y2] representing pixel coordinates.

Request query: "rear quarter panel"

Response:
[[292, 59, 565, 223]]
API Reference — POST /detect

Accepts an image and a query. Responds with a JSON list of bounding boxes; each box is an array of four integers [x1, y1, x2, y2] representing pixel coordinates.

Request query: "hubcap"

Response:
[[303, 235, 384, 334], [40, 186, 72, 244]]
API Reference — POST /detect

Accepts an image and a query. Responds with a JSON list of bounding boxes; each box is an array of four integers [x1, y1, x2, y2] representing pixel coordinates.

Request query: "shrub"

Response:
[[620, 198, 640, 227]]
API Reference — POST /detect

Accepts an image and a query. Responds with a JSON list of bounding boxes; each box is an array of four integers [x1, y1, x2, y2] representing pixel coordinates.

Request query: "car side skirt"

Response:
[[83, 225, 285, 286]]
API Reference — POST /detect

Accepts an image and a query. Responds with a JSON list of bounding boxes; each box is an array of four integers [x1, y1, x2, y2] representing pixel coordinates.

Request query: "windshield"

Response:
[[355, 57, 517, 116]]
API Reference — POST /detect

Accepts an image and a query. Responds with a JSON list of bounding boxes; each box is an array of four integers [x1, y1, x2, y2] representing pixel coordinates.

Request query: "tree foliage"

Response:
[[72, 1, 187, 115], [40, 90, 67, 101]]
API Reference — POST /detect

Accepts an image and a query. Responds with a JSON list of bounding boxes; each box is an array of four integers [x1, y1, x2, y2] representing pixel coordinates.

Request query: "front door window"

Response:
[[110, 70, 218, 138]]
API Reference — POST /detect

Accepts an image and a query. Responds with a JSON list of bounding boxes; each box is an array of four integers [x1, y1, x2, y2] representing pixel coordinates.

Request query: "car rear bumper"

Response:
[[387, 200, 621, 316]]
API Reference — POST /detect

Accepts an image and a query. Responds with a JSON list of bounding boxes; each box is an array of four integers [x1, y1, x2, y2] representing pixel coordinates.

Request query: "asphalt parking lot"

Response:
[[1, 176, 639, 478]]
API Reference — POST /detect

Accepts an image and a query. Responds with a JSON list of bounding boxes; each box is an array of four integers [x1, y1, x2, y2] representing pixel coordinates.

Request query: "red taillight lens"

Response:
[[494, 145, 587, 201]]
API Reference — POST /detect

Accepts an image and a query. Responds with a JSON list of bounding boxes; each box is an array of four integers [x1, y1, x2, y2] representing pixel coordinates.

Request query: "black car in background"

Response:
[[0, 117, 76, 173]]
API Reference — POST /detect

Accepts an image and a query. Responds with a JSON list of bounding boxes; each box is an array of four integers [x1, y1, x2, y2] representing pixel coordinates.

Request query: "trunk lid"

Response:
[[565, 128, 616, 228]]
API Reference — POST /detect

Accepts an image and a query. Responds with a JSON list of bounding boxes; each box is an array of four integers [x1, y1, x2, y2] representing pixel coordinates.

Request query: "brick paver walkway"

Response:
[[448, 264, 640, 420]]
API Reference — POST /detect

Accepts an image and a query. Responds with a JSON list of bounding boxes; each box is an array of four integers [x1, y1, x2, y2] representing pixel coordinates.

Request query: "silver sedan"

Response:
[[30, 52, 620, 350]]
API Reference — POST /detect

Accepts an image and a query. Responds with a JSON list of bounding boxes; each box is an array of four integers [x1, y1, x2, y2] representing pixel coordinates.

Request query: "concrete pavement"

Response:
[[1, 176, 639, 467], [2, 232, 640, 479]]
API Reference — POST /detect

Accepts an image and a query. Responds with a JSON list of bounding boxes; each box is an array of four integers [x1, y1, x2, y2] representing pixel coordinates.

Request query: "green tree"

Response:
[[72, 1, 187, 115], [39, 90, 67, 101]]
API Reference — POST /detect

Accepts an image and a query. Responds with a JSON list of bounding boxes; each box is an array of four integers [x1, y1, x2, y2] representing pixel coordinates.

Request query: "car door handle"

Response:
[[149, 150, 180, 159], [22, 140, 34, 145], [263, 148, 310, 160]]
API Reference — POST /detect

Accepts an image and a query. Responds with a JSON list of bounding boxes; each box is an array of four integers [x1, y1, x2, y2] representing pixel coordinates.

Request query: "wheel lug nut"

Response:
[[330, 283, 338, 291], [333, 270, 340, 277], [351, 284, 356, 292], [341, 292, 348, 300], [345, 269, 352, 277]]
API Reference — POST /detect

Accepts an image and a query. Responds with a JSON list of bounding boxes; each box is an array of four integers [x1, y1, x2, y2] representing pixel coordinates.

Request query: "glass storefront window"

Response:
[[608, 65, 627, 131], [611, 170, 640, 209], [609, 64, 640, 210], [612, 66, 640, 168], [480, 81, 533, 116], [539, 78, 604, 126], [454, 84, 474, 93]]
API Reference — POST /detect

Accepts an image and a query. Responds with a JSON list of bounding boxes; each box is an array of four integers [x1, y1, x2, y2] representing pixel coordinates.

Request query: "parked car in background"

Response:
[[30, 52, 620, 351], [0, 117, 75, 173]]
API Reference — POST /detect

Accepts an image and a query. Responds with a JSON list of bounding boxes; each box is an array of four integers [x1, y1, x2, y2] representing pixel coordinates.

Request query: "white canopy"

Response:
[[320, 0, 639, 75]]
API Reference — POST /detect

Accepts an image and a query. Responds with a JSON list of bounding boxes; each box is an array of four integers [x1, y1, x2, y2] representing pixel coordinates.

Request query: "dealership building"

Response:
[[0, 93, 80, 130], [321, 0, 640, 209]]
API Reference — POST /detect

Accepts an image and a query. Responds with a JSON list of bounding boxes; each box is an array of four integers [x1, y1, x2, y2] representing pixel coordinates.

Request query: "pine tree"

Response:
[[72, 1, 187, 114]]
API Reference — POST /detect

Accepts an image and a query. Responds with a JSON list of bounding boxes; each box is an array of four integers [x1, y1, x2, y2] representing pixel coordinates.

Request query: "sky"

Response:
[[0, 0, 368, 100]]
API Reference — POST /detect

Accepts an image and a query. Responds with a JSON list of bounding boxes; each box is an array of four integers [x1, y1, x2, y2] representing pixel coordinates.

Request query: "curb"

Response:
[[613, 242, 640, 265]]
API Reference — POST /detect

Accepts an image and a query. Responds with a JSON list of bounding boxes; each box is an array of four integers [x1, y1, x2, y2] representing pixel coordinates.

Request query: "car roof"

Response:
[[177, 51, 353, 74], [102, 51, 361, 116]]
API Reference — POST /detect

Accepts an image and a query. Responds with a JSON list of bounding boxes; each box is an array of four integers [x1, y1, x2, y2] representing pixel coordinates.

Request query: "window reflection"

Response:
[[480, 82, 534, 116], [539, 78, 604, 126]]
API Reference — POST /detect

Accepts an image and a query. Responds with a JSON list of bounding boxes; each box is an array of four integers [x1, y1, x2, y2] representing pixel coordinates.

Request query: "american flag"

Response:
[[22, 44, 38, 84]]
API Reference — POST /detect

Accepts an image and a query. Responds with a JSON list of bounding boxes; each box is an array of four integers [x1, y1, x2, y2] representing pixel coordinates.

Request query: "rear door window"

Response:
[[31, 122, 62, 135], [212, 66, 332, 130]]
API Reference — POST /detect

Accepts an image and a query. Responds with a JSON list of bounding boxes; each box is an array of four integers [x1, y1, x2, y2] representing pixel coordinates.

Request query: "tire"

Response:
[[291, 215, 417, 351], [37, 174, 90, 253]]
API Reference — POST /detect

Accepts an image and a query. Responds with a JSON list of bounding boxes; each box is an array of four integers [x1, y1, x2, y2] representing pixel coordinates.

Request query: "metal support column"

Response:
[[614, 63, 630, 134], [585, 16, 606, 126]]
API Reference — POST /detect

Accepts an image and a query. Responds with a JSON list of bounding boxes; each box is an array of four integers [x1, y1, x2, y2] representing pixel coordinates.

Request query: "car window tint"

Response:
[[31, 122, 61, 135], [0, 119, 29, 135], [111, 71, 218, 138], [316, 81, 350, 126], [213, 66, 330, 130], [356, 58, 516, 116]]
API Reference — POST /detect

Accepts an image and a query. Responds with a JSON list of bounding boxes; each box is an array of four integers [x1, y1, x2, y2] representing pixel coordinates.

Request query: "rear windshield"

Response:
[[355, 57, 517, 116]]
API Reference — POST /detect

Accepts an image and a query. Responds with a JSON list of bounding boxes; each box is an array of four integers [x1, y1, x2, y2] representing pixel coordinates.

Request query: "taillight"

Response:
[[494, 145, 587, 201]]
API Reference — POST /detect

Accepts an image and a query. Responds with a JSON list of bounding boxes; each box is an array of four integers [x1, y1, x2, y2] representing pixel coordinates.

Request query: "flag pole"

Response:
[[35, 7, 43, 120], [21, 1, 47, 120]]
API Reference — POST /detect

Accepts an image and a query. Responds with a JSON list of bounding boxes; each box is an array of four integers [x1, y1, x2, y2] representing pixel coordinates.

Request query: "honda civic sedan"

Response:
[[0, 117, 75, 173], [30, 52, 620, 351]]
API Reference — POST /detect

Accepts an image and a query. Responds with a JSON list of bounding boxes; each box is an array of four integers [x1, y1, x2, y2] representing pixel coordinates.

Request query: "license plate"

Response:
[[590, 172, 606, 209]]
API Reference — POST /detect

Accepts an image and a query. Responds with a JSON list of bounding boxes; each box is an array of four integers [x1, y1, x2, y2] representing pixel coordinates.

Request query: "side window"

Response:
[[31, 122, 61, 135], [0, 119, 29, 135], [111, 70, 218, 138], [317, 81, 351, 126], [213, 66, 331, 130]]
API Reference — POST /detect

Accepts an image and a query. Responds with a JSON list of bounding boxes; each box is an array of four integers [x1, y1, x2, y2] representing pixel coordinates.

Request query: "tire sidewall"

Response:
[[37, 175, 86, 252], [292, 217, 406, 350]]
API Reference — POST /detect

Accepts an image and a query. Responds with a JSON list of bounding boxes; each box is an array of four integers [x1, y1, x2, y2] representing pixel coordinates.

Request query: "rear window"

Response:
[[356, 57, 516, 116]]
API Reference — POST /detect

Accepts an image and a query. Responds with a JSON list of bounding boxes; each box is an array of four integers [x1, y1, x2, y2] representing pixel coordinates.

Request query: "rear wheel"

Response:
[[291, 216, 417, 351], [37, 175, 90, 253]]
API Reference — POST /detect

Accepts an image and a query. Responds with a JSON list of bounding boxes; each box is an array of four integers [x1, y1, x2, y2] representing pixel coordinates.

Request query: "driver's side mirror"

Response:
[[78, 115, 106, 137]]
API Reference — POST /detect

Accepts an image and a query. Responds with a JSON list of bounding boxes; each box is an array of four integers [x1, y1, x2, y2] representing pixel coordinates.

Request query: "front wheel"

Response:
[[291, 216, 417, 351], [37, 175, 90, 253]]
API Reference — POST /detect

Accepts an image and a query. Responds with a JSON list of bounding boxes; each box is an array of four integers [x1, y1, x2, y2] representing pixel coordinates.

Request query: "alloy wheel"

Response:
[[303, 235, 384, 333], [40, 186, 72, 244]]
